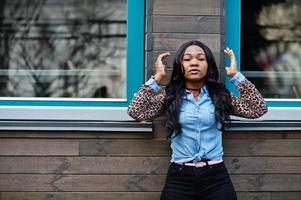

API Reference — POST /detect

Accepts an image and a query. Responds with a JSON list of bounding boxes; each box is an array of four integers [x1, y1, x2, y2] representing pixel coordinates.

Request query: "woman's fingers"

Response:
[[224, 47, 234, 58], [158, 52, 171, 59], [154, 52, 171, 79], [224, 47, 238, 77], [155, 52, 170, 68], [224, 47, 236, 63], [156, 52, 171, 65]]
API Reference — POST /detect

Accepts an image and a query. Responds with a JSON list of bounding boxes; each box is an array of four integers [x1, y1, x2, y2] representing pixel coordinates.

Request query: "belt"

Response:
[[175, 159, 223, 168]]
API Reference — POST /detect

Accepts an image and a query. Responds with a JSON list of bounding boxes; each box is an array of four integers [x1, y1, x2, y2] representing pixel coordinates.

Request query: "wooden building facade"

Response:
[[0, 0, 300, 200]]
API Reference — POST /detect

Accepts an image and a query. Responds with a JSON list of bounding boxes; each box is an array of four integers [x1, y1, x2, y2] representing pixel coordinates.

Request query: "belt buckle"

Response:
[[192, 160, 199, 167], [196, 161, 207, 168], [191, 159, 205, 168], [196, 159, 210, 168]]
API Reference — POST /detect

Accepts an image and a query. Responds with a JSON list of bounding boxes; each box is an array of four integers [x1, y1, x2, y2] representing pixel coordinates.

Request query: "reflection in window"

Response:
[[0, 0, 127, 98], [241, 0, 301, 99]]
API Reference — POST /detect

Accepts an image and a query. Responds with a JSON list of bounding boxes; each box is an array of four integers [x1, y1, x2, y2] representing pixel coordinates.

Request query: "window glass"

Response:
[[0, 0, 127, 98], [241, 0, 301, 99]]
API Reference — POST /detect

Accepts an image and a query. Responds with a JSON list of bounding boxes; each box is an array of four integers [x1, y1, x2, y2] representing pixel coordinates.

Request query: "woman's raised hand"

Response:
[[153, 52, 171, 84], [224, 47, 238, 78]]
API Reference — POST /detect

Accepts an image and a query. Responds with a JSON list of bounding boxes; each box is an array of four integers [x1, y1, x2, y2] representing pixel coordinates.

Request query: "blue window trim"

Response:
[[225, 0, 241, 97], [226, 0, 301, 107], [0, 0, 144, 107]]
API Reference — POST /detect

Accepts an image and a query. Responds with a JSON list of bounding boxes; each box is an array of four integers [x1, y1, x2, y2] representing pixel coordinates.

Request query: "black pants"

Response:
[[160, 162, 237, 200]]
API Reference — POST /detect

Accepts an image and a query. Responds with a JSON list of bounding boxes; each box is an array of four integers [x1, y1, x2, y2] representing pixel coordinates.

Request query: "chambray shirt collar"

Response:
[[185, 84, 209, 96]]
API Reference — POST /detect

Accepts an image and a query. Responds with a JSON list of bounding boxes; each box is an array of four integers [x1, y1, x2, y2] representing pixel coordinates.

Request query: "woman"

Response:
[[128, 40, 268, 200]]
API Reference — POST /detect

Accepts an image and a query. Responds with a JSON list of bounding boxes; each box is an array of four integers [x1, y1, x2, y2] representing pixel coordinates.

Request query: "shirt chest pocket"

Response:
[[201, 107, 216, 126], [178, 107, 195, 125], [179, 107, 215, 126]]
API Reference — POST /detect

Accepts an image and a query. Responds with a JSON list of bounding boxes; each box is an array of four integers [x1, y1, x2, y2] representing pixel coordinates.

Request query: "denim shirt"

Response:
[[145, 72, 246, 163]]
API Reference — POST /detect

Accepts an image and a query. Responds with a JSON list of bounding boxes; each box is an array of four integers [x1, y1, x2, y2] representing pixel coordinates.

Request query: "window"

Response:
[[241, 0, 301, 100], [0, 0, 145, 121], [226, 0, 301, 120]]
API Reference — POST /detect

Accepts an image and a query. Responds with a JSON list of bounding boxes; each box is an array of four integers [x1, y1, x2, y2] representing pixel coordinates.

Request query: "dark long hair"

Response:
[[164, 40, 232, 138]]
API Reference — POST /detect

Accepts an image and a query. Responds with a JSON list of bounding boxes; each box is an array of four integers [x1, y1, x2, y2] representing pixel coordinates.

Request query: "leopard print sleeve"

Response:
[[230, 79, 268, 118], [127, 86, 166, 121]]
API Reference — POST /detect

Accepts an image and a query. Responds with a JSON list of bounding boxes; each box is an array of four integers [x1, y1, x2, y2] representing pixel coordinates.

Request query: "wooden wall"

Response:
[[145, 0, 225, 83], [0, 131, 300, 199], [0, 0, 300, 200]]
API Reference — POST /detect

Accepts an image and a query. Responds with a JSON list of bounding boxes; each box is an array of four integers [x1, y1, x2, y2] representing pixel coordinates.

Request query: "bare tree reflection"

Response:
[[0, 0, 126, 98]]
